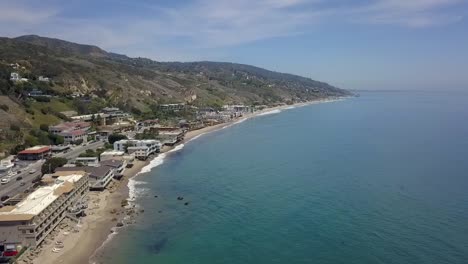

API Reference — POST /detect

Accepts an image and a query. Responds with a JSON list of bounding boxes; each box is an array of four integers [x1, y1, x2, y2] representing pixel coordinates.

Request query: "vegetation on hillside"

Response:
[[0, 35, 351, 154]]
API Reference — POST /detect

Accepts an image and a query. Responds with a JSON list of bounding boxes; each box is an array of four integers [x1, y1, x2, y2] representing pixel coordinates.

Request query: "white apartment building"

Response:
[[0, 172, 88, 255], [114, 140, 161, 160]]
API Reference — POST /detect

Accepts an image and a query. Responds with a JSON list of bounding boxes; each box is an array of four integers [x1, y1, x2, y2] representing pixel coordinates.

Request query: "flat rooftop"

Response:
[[100, 150, 125, 156], [0, 172, 85, 222], [19, 146, 51, 154]]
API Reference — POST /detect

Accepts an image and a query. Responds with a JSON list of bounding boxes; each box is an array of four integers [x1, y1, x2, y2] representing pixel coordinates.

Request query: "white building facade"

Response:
[[0, 172, 88, 254], [114, 140, 161, 160]]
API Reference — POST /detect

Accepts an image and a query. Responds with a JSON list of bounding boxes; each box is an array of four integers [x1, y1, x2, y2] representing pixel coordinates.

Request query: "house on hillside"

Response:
[[159, 103, 185, 111], [49, 121, 91, 144], [9, 73, 20, 82], [38, 76, 50, 82]]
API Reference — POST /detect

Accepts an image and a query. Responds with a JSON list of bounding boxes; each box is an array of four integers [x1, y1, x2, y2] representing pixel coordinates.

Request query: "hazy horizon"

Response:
[[1, 0, 467, 91]]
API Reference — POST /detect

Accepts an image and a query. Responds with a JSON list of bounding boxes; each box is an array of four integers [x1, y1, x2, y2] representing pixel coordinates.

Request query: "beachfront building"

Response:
[[101, 159, 125, 180], [56, 166, 114, 190], [17, 146, 51, 161], [222, 104, 251, 113], [158, 129, 185, 146], [0, 171, 88, 255], [113, 139, 161, 160]]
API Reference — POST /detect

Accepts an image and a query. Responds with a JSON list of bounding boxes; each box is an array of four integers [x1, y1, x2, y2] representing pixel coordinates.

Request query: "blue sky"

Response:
[[1, 0, 468, 90]]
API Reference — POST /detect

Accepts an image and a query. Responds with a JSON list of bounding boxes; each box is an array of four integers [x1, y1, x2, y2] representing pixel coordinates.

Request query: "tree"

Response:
[[10, 144, 26, 155], [41, 157, 68, 174], [48, 134, 64, 145], [40, 124, 49, 132], [72, 139, 83, 145], [10, 124, 20, 131], [0, 104, 9, 112], [108, 133, 127, 145]]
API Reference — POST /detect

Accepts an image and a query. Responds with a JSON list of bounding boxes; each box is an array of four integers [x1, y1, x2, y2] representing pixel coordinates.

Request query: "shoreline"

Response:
[[29, 97, 345, 264]]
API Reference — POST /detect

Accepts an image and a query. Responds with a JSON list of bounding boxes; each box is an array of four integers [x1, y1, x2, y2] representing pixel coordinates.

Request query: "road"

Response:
[[55, 141, 104, 159], [0, 141, 104, 200]]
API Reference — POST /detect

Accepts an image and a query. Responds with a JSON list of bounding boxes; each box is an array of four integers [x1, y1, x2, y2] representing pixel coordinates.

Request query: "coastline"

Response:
[[30, 97, 345, 264]]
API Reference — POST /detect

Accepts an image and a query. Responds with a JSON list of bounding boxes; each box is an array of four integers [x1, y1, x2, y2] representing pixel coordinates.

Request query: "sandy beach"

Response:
[[20, 98, 342, 264]]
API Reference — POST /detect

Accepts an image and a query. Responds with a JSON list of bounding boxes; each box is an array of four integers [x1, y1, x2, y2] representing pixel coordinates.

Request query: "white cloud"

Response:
[[0, 0, 465, 59], [354, 0, 464, 27], [0, 3, 58, 36]]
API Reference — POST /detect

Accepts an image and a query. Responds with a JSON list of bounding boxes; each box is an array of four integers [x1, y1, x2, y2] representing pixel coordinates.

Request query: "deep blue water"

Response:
[[95, 91, 468, 264]]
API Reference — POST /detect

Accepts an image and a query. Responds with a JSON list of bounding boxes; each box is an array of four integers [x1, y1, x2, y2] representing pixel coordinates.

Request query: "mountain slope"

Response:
[[0, 35, 350, 154], [1, 35, 350, 107]]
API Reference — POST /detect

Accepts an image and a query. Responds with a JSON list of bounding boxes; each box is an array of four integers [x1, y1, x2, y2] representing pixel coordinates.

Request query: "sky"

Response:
[[1, 0, 468, 90]]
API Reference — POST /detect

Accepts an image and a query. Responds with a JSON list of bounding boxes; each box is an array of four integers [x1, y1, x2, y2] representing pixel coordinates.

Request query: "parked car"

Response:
[[1, 178, 9, 185], [29, 169, 36, 174], [17, 170, 21, 174], [1, 195, 9, 201]]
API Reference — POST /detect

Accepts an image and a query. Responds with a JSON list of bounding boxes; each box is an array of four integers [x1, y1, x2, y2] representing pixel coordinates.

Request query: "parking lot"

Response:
[[0, 141, 104, 204]]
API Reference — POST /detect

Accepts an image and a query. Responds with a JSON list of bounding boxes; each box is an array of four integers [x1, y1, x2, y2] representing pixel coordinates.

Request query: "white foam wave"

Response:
[[283, 105, 296, 110], [128, 143, 186, 201], [128, 178, 149, 202], [138, 155, 165, 175], [168, 143, 185, 153], [187, 133, 205, 142], [90, 228, 119, 263], [257, 109, 281, 116]]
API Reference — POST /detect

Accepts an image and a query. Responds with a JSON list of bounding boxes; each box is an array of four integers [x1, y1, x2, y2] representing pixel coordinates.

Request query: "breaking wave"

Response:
[[256, 109, 281, 116], [128, 144, 186, 202]]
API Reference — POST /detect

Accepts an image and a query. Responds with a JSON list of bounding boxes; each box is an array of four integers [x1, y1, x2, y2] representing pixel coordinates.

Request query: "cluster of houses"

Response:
[[49, 121, 91, 144], [9, 72, 50, 83], [0, 101, 261, 258], [0, 134, 168, 257]]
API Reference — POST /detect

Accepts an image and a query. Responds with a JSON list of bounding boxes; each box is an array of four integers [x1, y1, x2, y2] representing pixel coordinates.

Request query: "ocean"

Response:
[[93, 91, 468, 264]]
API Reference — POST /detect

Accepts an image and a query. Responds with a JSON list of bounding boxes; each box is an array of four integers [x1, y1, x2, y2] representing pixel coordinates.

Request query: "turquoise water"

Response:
[[95, 91, 468, 264]]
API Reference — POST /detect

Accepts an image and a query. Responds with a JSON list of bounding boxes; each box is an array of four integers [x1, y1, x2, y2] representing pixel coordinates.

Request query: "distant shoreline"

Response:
[[32, 97, 347, 264]]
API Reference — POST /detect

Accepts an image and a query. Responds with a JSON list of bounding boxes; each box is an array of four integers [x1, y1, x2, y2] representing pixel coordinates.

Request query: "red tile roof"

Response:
[[19, 146, 51, 154]]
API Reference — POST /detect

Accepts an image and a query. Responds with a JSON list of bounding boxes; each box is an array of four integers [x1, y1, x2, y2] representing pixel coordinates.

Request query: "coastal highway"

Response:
[[0, 161, 43, 200], [0, 141, 104, 199], [55, 141, 104, 159]]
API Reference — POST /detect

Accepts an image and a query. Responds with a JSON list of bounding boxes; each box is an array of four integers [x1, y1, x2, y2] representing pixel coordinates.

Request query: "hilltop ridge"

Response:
[[0, 35, 350, 153]]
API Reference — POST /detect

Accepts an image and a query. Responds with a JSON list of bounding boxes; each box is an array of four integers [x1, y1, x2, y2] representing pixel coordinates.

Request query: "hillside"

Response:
[[0, 35, 350, 154]]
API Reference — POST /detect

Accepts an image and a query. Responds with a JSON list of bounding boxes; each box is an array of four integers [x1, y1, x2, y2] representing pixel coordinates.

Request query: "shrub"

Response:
[[10, 144, 25, 155], [40, 124, 49, 132], [10, 124, 20, 131], [72, 139, 83, 145], [0, 104, 9, 111], [108, 134, 127, 145], [41, 157, 68, 174], [34, 96, 51, 102]]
